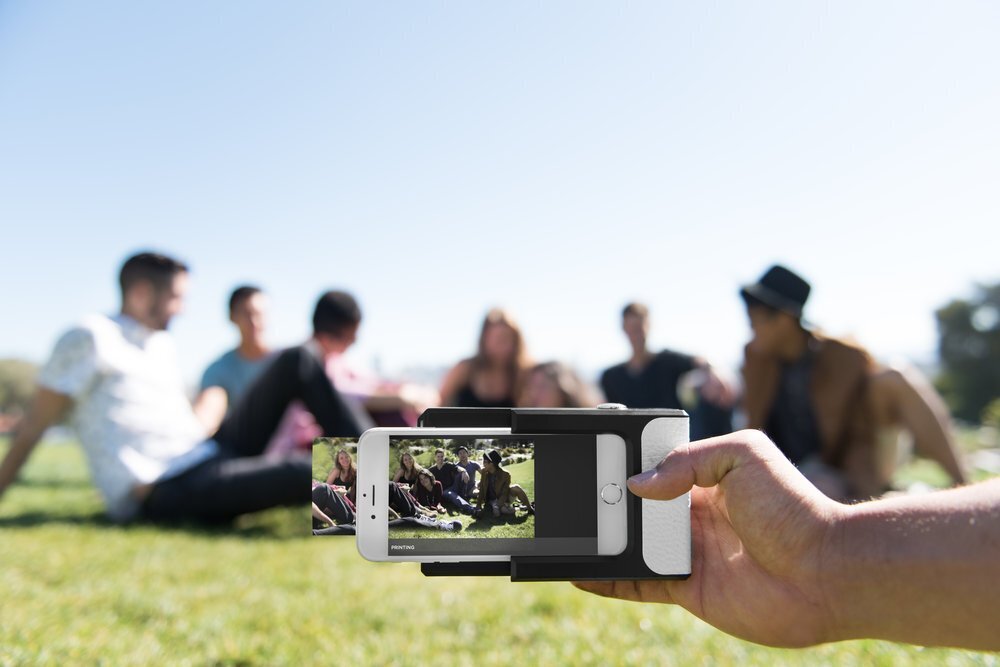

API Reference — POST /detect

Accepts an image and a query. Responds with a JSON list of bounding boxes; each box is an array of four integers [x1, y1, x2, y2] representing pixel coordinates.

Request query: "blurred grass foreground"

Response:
[[1, 436, 997, 666]]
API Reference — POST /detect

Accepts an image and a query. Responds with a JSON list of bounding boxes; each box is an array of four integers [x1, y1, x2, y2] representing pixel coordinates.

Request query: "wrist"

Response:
[[816, 501, 868, 643], [820, 498, 914, 644]]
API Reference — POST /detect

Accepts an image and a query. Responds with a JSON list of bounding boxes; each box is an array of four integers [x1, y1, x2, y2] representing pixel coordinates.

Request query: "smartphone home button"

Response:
[[600, 483, 623, 505]]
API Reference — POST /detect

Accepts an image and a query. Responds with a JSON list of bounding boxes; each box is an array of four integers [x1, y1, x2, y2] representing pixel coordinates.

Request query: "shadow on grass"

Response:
[[9, 477, 94, 490], [463, 513, 531, 534], [0, 509, 112, 528], [0, 508, 304, 540]]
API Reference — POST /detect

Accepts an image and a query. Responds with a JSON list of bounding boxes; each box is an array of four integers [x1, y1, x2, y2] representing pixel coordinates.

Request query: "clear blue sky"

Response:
[[1, 2, 997, 386]]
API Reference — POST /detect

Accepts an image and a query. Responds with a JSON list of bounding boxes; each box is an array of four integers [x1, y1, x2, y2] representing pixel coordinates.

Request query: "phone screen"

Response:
[[386, 434, 597, 556]]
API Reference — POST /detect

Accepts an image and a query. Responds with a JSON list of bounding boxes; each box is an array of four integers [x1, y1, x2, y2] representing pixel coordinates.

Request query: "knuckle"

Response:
[[735, 428, 772, 454]]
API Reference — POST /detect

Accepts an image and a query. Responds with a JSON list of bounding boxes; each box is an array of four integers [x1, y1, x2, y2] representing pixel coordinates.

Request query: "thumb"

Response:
[[627, 430, 780, 501]]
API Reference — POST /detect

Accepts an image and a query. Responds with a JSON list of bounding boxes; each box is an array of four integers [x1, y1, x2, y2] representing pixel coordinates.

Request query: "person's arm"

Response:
[[0, 388, 73, 503], [363, 384, 440, 414], [392, 468, 403, 483], [829, 479, 999, 648], [498, 472, 510, 502], [192, 386, 228, 436], [312, 502, 337, 526], [892, 367, 968, 485], [406, 490, 431, 516], [689, 356, 736, 407], [575, 430, 1000, 650], [477, 473, 490, 507]]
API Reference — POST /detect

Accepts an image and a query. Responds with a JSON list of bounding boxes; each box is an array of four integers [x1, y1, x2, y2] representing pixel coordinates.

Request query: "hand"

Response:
[[698, 367, 736, 407], [574, 430, 847, 648]]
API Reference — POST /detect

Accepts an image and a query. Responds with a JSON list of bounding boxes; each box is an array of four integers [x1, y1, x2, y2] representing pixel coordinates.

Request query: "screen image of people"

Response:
[[311, 437, 359, 535], [387, 438, 536, 539]]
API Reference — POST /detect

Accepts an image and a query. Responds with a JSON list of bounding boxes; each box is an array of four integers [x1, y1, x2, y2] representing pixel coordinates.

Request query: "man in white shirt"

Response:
[[0, 252, 363, 523]]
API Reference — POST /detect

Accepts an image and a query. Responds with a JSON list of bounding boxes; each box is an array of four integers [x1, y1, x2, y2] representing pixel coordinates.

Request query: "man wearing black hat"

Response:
[[740, 265, 969, 501], [740, 265, 882, 501], [477, 449, 535, 518]]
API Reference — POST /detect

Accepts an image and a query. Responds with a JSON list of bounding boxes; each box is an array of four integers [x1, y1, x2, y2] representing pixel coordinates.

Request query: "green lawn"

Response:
[[1, 438, 996, 665]]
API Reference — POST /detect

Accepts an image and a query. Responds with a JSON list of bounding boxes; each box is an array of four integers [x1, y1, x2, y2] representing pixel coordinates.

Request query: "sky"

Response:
[[1, 2, 997, 388]]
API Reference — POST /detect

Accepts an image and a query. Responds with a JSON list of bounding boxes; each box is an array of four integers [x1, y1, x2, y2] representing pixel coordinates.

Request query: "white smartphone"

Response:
[[356, 427, 628, 562]]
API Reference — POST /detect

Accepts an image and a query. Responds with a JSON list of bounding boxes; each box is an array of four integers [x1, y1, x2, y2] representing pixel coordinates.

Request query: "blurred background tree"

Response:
[[935, 282, 1000, 423]]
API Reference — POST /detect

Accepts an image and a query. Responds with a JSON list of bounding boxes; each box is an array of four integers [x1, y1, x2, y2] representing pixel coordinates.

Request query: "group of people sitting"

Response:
[[174, 257, 975, 506], [0, 250, 971, 527], [312, 445, 536, 534]]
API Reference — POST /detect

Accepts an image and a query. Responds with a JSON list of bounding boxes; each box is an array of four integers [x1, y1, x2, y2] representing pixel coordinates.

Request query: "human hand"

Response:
[[698, 367, 736, 407], [575, 430, 847, 647]]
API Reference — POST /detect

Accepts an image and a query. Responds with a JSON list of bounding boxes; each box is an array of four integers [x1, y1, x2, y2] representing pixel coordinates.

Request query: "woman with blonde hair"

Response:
[[326, 448, 357, 503], [440, 308, 532, 408], [391, 450, 421, 489]]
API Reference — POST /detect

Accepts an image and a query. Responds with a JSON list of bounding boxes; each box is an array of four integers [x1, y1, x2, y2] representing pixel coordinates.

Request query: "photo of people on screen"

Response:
[[312, 437, 473, 535], [388, 438, 536, 540], [311, 438, 359, 535]]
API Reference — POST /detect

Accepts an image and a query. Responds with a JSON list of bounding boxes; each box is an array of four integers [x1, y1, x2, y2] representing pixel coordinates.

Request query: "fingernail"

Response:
[[628, 469, 657, 485]]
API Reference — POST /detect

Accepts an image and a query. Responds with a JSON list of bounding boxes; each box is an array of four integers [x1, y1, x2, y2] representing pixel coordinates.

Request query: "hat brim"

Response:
[[740, 283, 806, 321]]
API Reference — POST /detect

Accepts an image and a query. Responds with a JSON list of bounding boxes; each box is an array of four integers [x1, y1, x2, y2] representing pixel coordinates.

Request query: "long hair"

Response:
[[398, 451, 417, 480], [471, 308, 532, 397], [522, 361, 597, 408], [333, 448, 356, 483]]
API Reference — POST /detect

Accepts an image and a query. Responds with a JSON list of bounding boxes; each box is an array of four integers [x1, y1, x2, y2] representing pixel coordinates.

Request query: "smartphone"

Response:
[[356, 427, 628, 562]]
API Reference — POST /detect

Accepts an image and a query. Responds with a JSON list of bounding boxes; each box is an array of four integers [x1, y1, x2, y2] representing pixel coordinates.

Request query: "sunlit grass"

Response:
[[1, 438, 996, 665]]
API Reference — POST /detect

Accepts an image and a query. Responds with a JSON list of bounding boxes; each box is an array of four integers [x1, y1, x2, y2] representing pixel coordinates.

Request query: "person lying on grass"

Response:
[[387, 482, 461, 532], [0, 252, 364, 523], [312, 481, 360, 536]]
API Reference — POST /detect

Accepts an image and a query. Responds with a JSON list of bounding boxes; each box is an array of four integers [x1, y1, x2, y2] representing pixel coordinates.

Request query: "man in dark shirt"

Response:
[[430, 448, 474, 514], [600, 303, 734, 439]]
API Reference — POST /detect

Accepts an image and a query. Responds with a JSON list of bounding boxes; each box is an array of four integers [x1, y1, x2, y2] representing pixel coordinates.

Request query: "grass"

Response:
[[1, 437, 997, 665]]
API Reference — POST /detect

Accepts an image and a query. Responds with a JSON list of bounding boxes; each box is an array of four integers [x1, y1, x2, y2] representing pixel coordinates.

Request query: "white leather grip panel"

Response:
[[640, 417, 691, 576]]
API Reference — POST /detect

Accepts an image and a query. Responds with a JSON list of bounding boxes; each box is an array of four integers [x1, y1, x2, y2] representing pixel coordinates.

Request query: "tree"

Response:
[[935, 283, 1000, 423], [0, 359, 37, 415]]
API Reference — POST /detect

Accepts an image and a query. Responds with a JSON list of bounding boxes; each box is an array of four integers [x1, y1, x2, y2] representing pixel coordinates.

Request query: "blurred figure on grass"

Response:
[[440, 308, 533, 408], [739, 264, 967, 501], [601, 302, 735, 439], [519, 361, 603, 409], [0, 252, 363, 524]]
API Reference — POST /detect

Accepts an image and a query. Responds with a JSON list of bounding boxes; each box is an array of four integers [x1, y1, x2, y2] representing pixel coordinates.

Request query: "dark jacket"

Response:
[[742, 331, 882, 499], [476, 467, 512, 507]]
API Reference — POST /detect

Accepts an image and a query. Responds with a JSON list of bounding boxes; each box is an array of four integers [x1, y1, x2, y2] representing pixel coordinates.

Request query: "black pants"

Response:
[[142, 345, 364, 523], [312, 482, 356, 527], [388, 482, 419, 518]]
